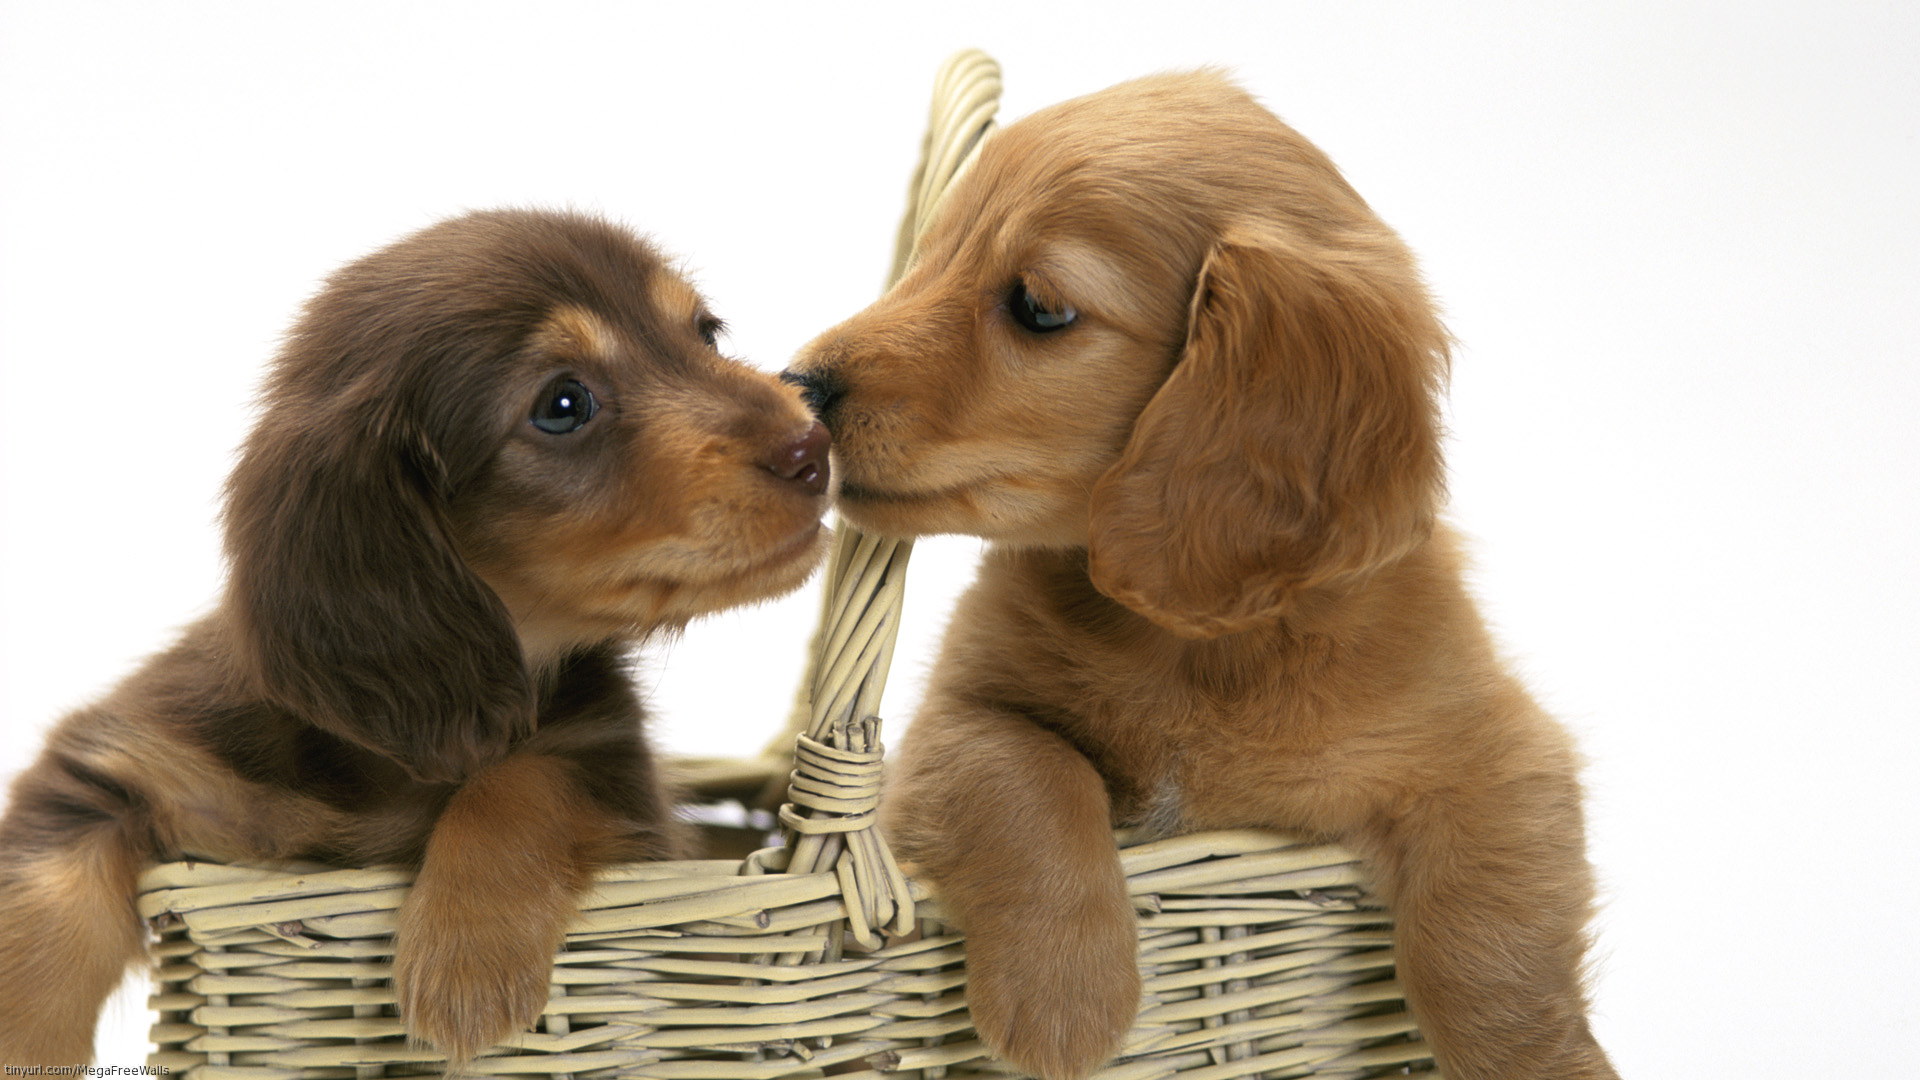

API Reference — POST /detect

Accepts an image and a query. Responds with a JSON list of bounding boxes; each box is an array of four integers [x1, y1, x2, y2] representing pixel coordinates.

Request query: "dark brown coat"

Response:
[[0, 209, 829, 1063]]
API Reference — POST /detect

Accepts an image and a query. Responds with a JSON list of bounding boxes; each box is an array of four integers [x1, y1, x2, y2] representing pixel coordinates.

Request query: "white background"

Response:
[[3, 1, 1916, 1074]]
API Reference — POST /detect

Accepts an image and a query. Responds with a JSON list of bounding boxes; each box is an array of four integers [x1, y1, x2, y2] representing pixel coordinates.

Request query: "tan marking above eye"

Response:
[[645, 272, 705, 330], [535, 305, 620, 361]]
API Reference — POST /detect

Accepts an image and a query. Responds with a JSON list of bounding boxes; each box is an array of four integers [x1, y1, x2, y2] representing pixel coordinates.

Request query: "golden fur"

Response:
[[0, 209, 830, 1064], [786, 73, 1617, 1080]]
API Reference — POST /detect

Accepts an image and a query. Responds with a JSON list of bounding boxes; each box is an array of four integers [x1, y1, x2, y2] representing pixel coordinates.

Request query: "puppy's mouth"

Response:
[[831, 446, 1000, 506], [839, 478, 951, 504], [837, 474, 995, 511], [753, 517, 827, 568], [658, 515, 826, 608]]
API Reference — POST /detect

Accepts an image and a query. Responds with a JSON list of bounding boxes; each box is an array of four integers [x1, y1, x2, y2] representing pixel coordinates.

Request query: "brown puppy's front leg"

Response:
[[0, 807, 146, 1065], [1364, 765, 1619, 1080], [885, 704, 1139, 1080], [395, 753, 620, 1065]]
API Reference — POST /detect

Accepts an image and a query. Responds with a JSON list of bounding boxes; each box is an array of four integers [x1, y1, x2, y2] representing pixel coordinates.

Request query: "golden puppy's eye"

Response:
[[1008, 281, 1077, 333], [531, 377, 598, 435], [699, 316, 726, 348]]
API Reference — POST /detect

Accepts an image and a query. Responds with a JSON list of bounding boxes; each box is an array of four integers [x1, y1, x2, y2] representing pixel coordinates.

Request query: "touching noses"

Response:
[[779, 368, 845, 425], [763, 421, 830, 494]]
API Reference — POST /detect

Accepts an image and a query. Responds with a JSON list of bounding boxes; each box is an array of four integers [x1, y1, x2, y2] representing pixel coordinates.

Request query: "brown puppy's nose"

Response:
[[765, 421, 831, 494]]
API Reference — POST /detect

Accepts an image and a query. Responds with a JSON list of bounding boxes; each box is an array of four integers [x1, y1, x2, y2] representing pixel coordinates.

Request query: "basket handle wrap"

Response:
[[744, 50, 1003, 950]]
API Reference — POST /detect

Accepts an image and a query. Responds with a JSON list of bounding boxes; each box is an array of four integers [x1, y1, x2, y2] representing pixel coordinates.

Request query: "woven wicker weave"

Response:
[[137, 51, 1436, 1080]]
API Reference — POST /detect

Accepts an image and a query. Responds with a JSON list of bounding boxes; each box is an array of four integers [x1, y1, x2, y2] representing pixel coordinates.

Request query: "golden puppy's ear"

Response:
[[223, 402, 533, 784], [1088, 229, 1447, 638]]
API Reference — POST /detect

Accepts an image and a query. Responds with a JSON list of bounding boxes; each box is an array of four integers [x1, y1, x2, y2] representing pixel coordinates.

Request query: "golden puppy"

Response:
[[786, 74, 1617, 1080], [0, 209, 830, 1064]]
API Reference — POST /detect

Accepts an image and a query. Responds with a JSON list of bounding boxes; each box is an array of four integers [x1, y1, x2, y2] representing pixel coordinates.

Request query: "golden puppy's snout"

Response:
[[779, 363, 847, 428]]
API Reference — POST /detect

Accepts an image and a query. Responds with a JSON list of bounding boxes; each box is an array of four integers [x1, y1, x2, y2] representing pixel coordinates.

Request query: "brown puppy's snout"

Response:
[[763, 421, 831, 494]]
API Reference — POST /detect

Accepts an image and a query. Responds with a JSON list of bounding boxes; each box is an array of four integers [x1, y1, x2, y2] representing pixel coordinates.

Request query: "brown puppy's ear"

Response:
[[223, 405, 531, 784], [1088, 228, 1448, 638]]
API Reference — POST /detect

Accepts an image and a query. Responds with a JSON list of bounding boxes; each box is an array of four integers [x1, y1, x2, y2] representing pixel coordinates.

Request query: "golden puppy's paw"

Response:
[[393, 918, 555, 1065], [963, 901, 1142, 1080]]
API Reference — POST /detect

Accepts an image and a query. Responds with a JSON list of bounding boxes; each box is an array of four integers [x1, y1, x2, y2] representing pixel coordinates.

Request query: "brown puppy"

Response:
[[787, 74, 1616, 1080], [0, 209, 830, 1064]]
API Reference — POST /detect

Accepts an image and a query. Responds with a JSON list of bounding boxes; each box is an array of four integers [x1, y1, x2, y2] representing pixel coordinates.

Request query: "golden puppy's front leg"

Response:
[[885, 704, 1140, 1080], [395, 753, 614, 1064], [1364, 766, 1619, 1080]]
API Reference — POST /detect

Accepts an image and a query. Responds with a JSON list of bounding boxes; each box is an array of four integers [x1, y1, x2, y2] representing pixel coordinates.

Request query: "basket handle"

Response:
[[742, 50, 1003, 949]]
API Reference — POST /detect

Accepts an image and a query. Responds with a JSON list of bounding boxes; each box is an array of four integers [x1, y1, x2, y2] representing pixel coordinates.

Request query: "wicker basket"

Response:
[[138, 52, 1436, 1080]]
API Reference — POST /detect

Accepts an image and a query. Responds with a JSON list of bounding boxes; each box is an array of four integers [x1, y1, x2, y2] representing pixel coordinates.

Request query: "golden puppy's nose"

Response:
[[765, 422, 831, 494], [779, 368, 844, 424]]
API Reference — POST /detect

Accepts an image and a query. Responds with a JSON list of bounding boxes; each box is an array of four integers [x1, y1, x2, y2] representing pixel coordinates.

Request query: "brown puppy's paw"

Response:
[[393, 908, 556, 1064], [963, 899, 1142, 1080]]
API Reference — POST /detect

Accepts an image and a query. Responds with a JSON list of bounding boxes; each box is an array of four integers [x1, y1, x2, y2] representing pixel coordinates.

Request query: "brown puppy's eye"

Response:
[[531, 377, 598, 435], [699, 316, 725, 348], [1008, 281, 1077, 333]]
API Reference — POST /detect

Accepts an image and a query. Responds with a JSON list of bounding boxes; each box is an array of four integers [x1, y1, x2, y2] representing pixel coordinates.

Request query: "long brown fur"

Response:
[[786, 73, 1617, 1080], [0, 209, 831, 1065]]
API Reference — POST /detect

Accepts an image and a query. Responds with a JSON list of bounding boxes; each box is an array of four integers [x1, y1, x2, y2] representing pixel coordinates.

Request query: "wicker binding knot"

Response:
[[135, 50, 1437, 1080], [779, 727, 884, 837], [748, 717, 915, 951]]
